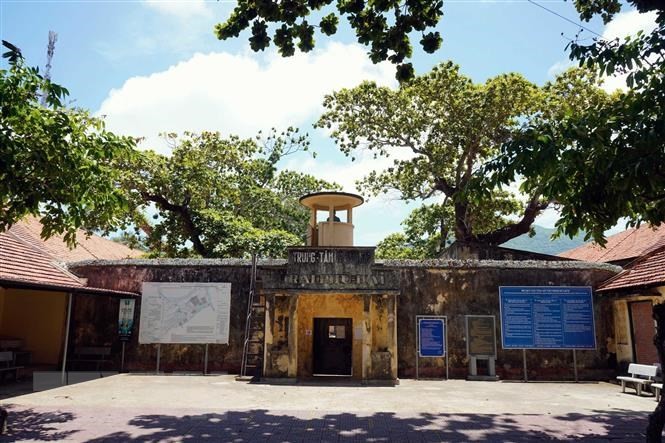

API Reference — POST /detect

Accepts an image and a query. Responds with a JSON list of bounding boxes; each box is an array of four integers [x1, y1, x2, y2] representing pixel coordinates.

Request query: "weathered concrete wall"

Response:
[[262, 292, 397, 381], [69, 258, 619, 380], [70, 260, 256, 373], [387, 261, 619, 380], [602, 287, 665, 366]]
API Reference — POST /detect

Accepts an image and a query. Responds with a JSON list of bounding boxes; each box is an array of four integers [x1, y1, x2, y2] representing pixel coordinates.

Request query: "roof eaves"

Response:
[[0, 277, 138, 297], [597, 244, 665, 292]]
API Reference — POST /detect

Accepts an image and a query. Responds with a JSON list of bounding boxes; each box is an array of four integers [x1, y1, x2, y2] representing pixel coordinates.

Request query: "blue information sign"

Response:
[[418, 317, 446, 357], [499, 286, 596, 350]]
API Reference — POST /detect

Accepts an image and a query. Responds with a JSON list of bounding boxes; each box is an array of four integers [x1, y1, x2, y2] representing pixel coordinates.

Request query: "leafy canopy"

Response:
[[487, 2, 664, 245], [120, 130, 338, 258], [214, 0, 443, 81], [376, 192, 523, 259], [318, 62, 606, 251], [0, 41, 137, 246]]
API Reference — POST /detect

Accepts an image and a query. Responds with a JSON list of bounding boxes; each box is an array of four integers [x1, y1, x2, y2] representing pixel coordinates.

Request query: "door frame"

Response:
[[628, 300, 656, 363], [312, 317, 353, 376]]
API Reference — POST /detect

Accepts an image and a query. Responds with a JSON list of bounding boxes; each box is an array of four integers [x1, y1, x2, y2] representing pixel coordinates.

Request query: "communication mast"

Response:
[[40, 30, 58, 106]]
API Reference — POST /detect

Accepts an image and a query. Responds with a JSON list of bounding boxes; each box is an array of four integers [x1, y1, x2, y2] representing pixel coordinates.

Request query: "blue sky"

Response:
[[1, 0, 655, 246]]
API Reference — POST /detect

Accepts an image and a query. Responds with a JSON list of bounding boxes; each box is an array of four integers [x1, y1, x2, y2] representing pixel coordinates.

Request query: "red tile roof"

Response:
[[0, 231, 83, 288], [598, 245, 665, 292], [11, 216, 142, 261], [559, 224, 665, 263], [0, 217, 139, 296]]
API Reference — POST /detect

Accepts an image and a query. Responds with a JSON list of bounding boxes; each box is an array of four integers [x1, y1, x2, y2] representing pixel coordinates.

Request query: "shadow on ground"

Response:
[[0, 405, 76, 441], [0, 407, 650, 442]]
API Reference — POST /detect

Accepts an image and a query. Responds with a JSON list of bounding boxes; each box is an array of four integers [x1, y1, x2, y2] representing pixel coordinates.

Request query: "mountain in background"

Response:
[[501, 225, 587, 256]]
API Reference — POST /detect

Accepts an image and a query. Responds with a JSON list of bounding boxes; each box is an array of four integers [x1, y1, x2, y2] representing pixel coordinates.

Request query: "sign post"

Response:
[[118, 298, 135, 372], [204, 344, 209, 375], [156, 344, 161, 374], [499, 286, 596, 382], [416, 316, 447, 380], [522, 349, 528, 382]]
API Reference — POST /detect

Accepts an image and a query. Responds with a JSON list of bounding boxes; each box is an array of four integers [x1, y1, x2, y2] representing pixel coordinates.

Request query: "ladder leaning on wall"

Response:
[[238, 254, 265, 380]]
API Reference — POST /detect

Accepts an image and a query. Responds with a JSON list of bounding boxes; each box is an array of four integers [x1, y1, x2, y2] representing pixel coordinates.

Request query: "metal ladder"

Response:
[[239, 254, 265, 380]]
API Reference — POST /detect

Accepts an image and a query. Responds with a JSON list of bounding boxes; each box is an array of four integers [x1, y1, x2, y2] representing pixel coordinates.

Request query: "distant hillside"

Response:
[[501, 225, 587, 256]]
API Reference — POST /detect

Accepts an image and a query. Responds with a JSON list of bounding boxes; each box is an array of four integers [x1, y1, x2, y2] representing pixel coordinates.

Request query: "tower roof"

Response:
[[299, 192, 364, 210]]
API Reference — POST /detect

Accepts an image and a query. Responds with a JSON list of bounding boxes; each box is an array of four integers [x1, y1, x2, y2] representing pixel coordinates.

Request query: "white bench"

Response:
[[617, 363, 658, 396], [0, 351, 23, 381]]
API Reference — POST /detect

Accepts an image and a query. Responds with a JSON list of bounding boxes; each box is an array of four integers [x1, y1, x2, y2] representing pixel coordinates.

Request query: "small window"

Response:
[[329, 325, 346, 339]]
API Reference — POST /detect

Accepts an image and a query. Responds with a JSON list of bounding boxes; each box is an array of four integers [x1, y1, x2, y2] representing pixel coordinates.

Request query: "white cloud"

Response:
[[602, 9, 658, 41], [97, 43, 396, 153], [600, 9, 658, 92], [285, 148, 412, 195], [142, 0, 212, 18], [546, 9, 658, 92], [547, 59, 574, 78]]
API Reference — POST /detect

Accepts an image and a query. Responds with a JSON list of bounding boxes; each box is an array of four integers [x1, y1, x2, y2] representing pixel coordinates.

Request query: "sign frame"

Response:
[[118, 298, 136, 342], [139, 282, 232, 345], [499, 286, 596, 351], [415, 315, 448, 380], [417, 316, 447, 358], [465, 315, 497, 358]]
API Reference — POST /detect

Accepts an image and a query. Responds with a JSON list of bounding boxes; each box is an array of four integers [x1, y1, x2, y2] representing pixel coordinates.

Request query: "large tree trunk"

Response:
[[647, 303, 665, 442], [453, 201, 472, 242]]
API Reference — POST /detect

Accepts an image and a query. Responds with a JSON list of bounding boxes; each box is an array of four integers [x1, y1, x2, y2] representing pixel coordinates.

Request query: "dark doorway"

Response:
[[629, 301, 659, 364], [313, 318, 352, 376]]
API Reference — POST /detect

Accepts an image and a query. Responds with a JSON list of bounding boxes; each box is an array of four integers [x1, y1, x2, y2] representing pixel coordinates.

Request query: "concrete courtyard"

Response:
[[0, 375, 655, 442]]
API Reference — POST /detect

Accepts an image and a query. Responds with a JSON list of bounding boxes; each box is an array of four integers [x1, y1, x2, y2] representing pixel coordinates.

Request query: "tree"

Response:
[[214, 0, 443, 81], [317, 62, 605, 249], [486, 3, 664, 246], [0, 41, 137, 246], [111, 231, 149, 252], [560, 4, 665, 442], [376, 193, 522, 259], [120, 130, 338, 258]]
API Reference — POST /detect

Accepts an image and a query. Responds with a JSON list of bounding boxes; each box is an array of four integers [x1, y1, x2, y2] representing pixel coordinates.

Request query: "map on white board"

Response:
[[139, 282, 231, 344]]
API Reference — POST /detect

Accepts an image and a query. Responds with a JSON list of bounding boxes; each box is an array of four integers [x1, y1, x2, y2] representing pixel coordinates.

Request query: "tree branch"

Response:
[[474, 196, 551, 245], [141, 192, 208, 256]]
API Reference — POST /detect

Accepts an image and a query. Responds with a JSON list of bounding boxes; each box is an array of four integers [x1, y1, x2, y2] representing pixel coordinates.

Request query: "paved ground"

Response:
[[0, 375, 656, 442]]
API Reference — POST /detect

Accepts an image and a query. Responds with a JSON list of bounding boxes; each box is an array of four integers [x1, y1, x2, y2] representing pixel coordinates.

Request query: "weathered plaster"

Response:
[[69, 259, 617, 379]]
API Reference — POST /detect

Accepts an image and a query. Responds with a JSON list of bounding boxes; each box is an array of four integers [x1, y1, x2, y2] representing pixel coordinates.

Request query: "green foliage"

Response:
[[121, 130, 339, 258], [488, 3, 664, 245], [376, 204, 450, 259], [214, 0, 443, 81], [377, 190, 525, 258], [111, 231, 149, 253], [317, 61, 558, 247], [376, 233, 426, 259], [0, 41, 137, 246]]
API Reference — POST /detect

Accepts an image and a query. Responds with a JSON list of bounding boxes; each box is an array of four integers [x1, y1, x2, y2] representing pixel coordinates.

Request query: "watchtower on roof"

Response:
[[299, 192, 364, 247]]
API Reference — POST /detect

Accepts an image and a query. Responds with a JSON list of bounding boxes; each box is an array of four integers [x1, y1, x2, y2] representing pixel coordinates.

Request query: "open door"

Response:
[[629, 301, 659, 364], [313, 318, 352, 376]]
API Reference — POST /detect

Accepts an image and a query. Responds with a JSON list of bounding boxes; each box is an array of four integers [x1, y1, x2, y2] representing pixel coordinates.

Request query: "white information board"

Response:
[[139, 282, 231, 344]]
